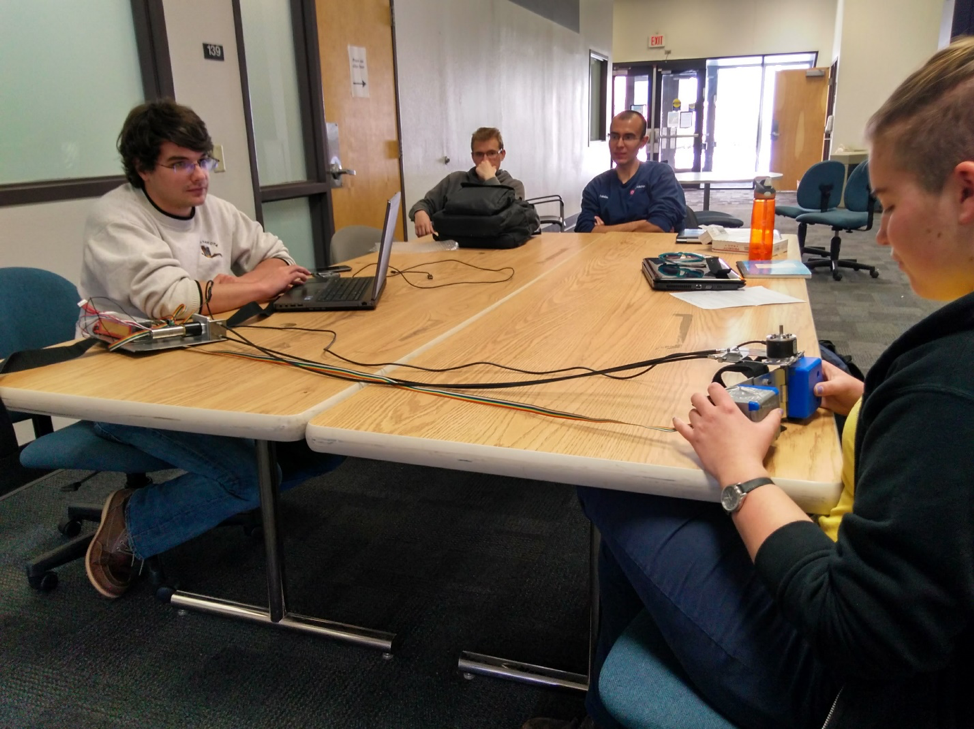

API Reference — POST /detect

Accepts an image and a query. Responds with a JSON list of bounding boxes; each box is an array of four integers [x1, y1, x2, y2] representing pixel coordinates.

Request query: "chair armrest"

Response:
[[864, 193, 877, 232], [525, 195, 565, 222]]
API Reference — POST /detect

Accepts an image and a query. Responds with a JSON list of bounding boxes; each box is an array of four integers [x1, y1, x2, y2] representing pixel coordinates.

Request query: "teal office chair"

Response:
[[2, 267, 344, 594], [599, 610, 740, 729], [775, 160, 846, 253], [795, 161, 879, 281], [0, 267, 175, 591]]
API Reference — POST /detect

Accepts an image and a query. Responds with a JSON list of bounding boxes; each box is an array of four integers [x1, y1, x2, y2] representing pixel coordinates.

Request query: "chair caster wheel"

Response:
[[870, 269, 880, 278], [28, 571, 58, 592], [832, 271, 843, 281], [244, 525, 263, 540], [155, 585, 175, 603], [58, 518, 83, 537]]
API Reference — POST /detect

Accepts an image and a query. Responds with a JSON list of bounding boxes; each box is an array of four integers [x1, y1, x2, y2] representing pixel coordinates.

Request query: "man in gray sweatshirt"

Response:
[[79, 100, 339, 599], [408, 127, 525, 237]]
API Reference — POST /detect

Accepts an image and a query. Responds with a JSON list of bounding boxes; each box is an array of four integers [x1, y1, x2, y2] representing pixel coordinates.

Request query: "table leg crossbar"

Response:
[[168, 440, 396, 655], [455, 524, 600, 694]]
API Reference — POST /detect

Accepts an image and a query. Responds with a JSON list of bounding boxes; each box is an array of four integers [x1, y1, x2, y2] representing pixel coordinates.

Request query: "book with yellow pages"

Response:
[[736, 259, 812, 279]]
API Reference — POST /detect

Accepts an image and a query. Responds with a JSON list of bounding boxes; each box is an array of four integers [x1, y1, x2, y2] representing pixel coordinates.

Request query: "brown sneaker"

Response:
[[85, 488, 138, 598]]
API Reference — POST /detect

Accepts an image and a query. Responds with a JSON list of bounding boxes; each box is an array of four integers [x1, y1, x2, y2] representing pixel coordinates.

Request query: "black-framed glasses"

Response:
[[607, 132, 641, 143], [160, 158, 219, 174], [472, 149, 502, 160], [658, 251, 708, 278]]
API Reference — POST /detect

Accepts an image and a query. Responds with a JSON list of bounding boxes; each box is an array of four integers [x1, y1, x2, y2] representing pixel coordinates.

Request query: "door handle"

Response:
[[329, 162, 356, 178], [770, 120, 780, 141]]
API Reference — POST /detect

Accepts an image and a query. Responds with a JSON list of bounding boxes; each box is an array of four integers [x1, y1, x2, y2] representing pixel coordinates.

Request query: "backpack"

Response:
[[432, 183, 540, 249]]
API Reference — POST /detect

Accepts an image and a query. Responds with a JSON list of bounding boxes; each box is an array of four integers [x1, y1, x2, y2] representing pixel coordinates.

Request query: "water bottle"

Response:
[[748, 177, 777, 260]]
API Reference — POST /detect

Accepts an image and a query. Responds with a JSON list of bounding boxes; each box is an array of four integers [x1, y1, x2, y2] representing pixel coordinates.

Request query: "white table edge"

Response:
[[305, 426, 841, 515], [0, 382, 363, 442]]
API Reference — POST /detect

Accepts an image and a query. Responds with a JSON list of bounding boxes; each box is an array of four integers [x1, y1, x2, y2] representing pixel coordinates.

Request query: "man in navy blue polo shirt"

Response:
[[576, 111, 686, 234]]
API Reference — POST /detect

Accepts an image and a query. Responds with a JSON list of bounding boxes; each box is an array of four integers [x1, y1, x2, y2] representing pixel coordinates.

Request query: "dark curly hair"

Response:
[[117, 99, 213, 188]]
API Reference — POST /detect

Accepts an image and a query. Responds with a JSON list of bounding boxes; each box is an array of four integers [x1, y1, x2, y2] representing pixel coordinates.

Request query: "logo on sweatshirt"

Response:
[[200, 240, 223, 259]]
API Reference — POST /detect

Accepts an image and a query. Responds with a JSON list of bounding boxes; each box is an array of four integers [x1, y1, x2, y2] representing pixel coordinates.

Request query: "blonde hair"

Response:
[[867, 36, 974, 192], [471, 127, 504, 151]]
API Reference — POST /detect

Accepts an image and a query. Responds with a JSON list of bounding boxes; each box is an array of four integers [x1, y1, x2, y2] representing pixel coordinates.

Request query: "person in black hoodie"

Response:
[[525, 37, 974, 729], [408, 127, 525, 237]]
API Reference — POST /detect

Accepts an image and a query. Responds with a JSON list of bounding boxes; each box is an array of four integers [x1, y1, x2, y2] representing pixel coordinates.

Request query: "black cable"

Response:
[[320, 346, 671, 382], [203, 280, 214, 317], [238, 321, 684, 381], [351, 259, 515, 289], [238, 323, 338, 349], [219, 328, 718, 391]]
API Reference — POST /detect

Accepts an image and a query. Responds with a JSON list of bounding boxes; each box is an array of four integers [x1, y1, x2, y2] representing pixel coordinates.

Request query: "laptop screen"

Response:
[[371, 191, 401, 299]]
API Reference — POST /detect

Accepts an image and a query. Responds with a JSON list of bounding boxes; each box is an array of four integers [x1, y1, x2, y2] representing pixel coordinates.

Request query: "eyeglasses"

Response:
[[607, 132, 642, 143], [160, 158, 219, 174], [472, 150, 502, 160], [657, 251, 707, 278]]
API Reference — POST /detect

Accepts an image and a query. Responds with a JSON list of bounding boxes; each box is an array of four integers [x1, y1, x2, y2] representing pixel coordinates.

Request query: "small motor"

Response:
[[714, 328, 823, 421]]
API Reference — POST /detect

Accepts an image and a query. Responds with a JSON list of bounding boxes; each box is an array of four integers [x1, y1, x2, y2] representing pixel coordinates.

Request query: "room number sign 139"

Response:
[[203, 43, 224, 61]]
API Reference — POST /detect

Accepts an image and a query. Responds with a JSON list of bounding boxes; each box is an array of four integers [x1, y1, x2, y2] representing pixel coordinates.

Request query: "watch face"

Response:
[[721, 485, 743, 513]]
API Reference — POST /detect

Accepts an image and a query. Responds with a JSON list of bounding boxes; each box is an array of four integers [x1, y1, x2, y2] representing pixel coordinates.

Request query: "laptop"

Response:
[[641, 255, 745, 291], [273, 191, 401, 312]]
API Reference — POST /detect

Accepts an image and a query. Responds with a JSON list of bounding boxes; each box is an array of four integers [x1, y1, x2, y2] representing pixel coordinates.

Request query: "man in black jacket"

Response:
[[408, 127, 524, 237]]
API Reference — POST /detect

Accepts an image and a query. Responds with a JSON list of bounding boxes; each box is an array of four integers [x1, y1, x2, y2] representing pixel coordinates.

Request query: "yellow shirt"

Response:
[[816, 398, 862, 541]]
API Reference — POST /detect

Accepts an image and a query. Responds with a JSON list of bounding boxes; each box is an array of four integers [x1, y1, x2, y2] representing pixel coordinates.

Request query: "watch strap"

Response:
[[736, 476, 775, 495]]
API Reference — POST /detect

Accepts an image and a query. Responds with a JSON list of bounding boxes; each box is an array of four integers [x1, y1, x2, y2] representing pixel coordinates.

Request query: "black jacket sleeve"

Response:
[[755, 388, 974, 680]]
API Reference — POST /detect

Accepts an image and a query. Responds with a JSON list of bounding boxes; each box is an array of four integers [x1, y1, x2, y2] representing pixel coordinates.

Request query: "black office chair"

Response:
[[685, 208, 743, 229], [795, 161, 879, 281], [525, 194, 565, 231]]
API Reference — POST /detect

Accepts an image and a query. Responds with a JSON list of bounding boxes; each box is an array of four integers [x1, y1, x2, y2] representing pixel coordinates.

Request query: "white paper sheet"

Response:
[[669, 286, 804, 310]]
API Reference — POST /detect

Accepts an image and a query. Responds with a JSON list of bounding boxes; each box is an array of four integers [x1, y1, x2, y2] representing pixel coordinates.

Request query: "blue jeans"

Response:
[[578, 487, 839, 729], [93, 424, 310, 559]]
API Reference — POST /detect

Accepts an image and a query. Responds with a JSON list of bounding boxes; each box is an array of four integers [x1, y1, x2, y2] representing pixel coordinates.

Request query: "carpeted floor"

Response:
[[0, 190, 943, 728]]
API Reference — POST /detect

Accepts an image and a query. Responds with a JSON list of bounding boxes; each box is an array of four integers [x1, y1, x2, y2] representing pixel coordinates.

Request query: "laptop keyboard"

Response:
[[315, 276, 373, 302]]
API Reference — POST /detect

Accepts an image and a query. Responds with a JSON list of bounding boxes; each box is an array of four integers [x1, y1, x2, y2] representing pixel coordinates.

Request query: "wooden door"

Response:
[[769, 68, 830, 191], [316, 0, 404, 239]]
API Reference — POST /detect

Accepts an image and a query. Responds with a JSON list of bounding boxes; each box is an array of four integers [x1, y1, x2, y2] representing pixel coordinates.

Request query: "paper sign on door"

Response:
[[348, 45, 369, 98]]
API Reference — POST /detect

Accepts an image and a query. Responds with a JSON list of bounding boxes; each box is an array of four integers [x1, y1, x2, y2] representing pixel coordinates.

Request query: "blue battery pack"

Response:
[[786, 356, 823, 419]]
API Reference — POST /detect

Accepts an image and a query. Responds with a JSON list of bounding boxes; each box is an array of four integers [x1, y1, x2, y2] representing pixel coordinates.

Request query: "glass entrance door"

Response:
[[656, 65, 705, 172]]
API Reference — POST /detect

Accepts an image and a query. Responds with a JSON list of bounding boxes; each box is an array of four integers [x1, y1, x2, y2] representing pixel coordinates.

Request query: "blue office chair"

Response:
[[599, 610, 740, 729], [796, 161, 879, 281], [775, 160, 846, 253], [0, 267, 176, 591]]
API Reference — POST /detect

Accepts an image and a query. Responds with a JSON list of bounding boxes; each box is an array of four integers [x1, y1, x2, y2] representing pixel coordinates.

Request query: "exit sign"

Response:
[[649, 34, 665, 49]]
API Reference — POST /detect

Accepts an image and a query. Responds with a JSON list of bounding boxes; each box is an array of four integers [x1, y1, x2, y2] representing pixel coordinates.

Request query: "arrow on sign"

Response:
[[354, 80, 367, 88]]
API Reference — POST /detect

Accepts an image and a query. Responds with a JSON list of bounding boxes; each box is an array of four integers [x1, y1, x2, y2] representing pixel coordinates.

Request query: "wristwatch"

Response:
[[720, 477, 775, 514]]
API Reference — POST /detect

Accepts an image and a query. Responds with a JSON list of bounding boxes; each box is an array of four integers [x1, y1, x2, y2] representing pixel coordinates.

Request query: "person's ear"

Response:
[[954, 161, 974, 225], [498, 149, 506, 163], [137, 162, 151, 183]]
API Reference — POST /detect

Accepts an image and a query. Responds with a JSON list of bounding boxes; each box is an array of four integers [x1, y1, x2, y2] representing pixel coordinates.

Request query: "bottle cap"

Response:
[[753, 177, 776, 198]]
